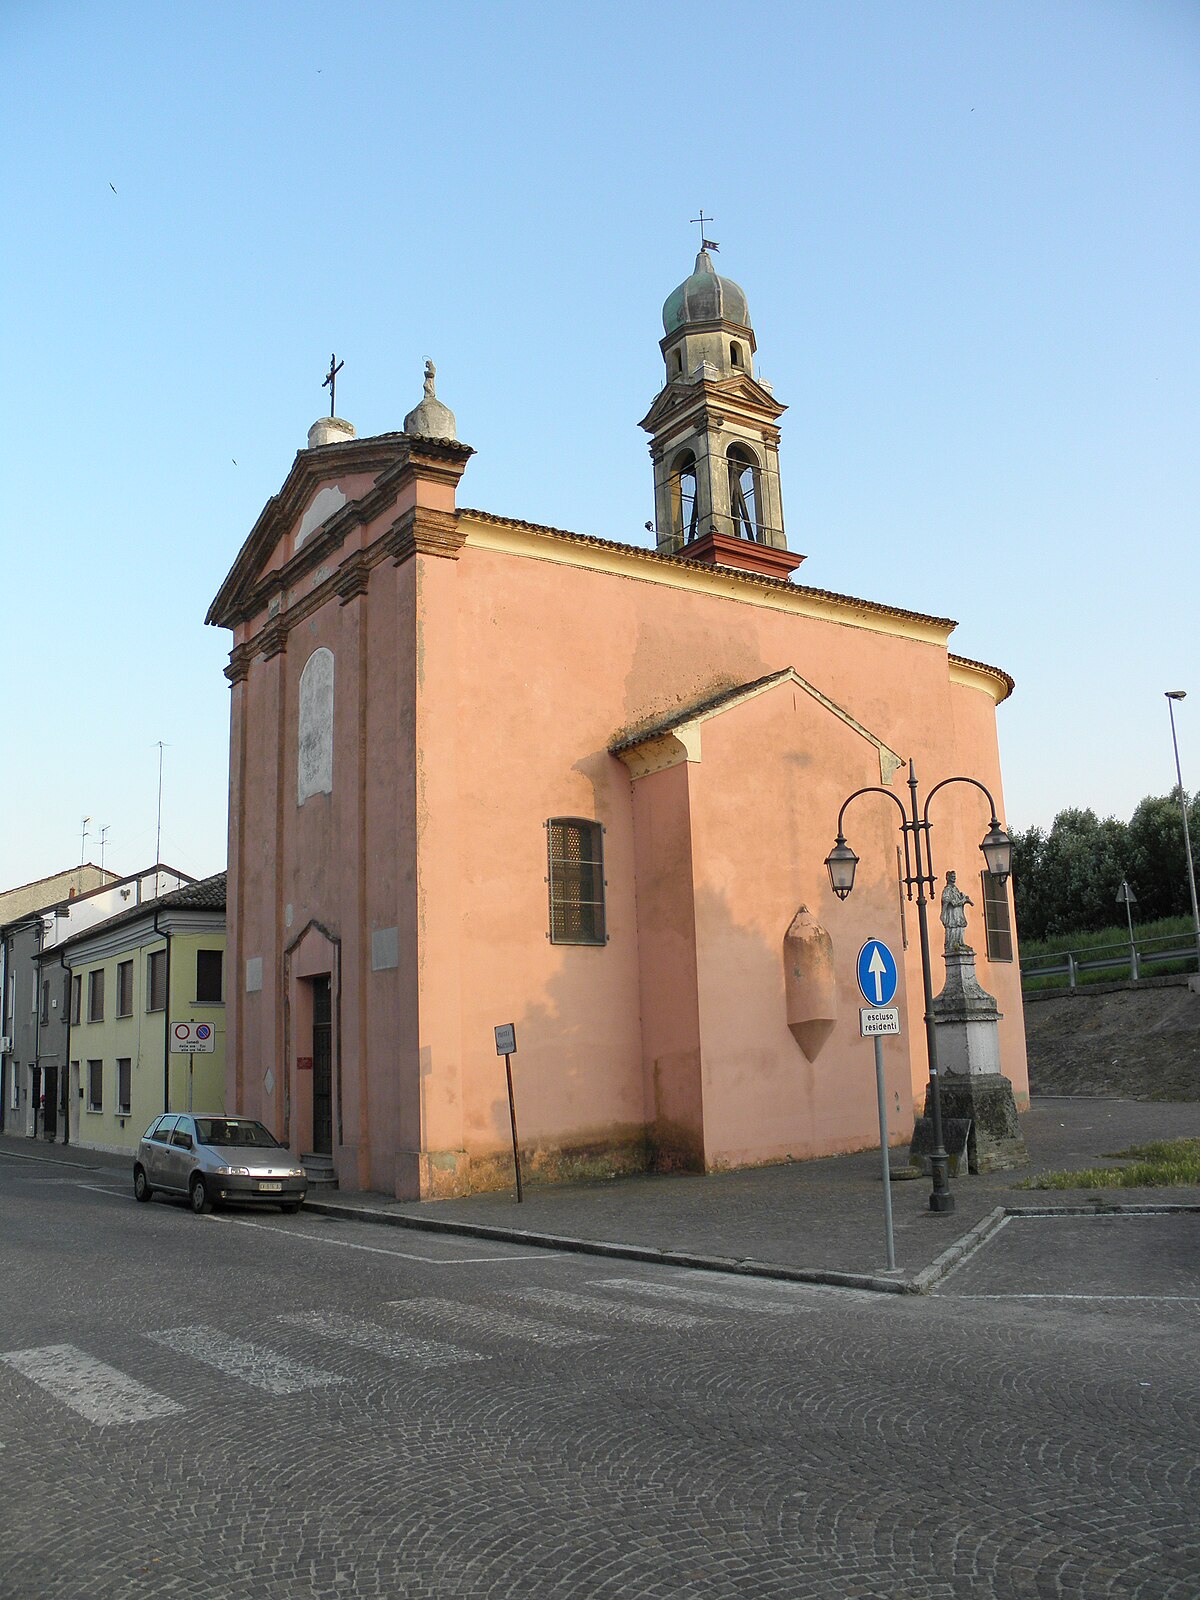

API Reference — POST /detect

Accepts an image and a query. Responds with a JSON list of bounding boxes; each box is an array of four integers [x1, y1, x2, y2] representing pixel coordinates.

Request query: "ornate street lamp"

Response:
[[825, 761, 1013, 1214], [1165, 692, 1200, 964]]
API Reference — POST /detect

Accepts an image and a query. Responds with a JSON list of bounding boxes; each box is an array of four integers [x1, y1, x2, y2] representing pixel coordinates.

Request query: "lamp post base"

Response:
[[928, 1189, 956, 1214]]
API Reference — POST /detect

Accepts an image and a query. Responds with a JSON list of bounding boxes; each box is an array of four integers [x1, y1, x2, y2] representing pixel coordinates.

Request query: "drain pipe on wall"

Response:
[[152, 906, 172, 1113]]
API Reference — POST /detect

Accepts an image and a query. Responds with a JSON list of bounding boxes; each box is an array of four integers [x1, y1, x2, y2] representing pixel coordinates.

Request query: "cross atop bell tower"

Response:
[[638, 249, 803, 580]]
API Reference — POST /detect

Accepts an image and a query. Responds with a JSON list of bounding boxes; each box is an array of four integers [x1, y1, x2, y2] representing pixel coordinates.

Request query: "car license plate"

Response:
[[258, 1181, 282, 1192]]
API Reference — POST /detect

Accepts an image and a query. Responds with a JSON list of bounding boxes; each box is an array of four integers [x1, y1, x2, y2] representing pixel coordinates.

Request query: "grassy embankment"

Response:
[[1019, 915, 1197, 992]]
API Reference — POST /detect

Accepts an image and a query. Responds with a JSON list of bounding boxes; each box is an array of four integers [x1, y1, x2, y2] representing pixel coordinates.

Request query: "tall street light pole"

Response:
[[1165, 692, 1200, 963], [825, 762, 1014, 1215]]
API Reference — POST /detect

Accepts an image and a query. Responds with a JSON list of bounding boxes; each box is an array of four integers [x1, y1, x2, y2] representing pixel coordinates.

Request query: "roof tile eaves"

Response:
[[459, 508, 955, 630]]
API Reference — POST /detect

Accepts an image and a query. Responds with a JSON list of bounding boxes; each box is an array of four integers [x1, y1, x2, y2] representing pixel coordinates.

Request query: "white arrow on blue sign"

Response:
[[856, 938, 898, 1009]]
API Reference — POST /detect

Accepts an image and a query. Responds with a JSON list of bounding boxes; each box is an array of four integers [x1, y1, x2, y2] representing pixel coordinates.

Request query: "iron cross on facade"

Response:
[[690, 210, 719, 252], [322, 353, 344, 417]]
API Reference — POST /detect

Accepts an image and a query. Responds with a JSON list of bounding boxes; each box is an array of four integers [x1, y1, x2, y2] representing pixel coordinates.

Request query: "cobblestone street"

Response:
[[1, 1144, 1197, 1599]]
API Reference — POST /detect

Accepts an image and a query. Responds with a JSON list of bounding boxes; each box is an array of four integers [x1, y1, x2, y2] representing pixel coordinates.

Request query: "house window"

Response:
[[87, 1060, 103, 1113], [547, 819, 606, 946], [727, 445, 761, 542], [116, 1058, 131, 1116], [117, 960, 134, 1018], [40, 980, 50, 1026], [70, 975, 81, 1026], [195, 949, 223, 1004], [147, 949, 167, 1013], [981, 872, 1014, 963], [670, 450, 699, 542], [87, 969, 105, 1023]]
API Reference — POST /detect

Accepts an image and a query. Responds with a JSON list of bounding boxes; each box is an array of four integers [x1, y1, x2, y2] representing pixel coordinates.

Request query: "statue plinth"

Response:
[[921, 946, 1028, 1174]]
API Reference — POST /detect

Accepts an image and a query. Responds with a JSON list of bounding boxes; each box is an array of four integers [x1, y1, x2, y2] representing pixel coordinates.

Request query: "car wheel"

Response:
[[133, 1166, 153, 1203], [189, 1174, 212, 1215], [281, 1201, 302, 1215]]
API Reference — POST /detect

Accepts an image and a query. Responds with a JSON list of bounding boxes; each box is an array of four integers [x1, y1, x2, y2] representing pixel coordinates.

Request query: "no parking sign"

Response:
[[169, 1021, 215, 1054]]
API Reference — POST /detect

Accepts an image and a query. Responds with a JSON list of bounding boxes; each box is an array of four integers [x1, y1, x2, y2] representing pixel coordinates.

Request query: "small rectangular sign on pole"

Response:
[[493, 1023, 523, 1203], [860, 1008, 901, 1037]]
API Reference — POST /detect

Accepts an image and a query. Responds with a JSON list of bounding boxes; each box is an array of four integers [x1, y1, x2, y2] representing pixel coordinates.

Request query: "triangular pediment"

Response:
[[206, 432, 472, 628], [612, 668, 904, 785], [639, 370, 785, 435]]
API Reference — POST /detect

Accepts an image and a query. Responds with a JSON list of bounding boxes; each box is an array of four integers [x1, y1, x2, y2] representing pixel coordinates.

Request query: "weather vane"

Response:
[[690, 209, 719, 253], [322, 352, 344, 418]]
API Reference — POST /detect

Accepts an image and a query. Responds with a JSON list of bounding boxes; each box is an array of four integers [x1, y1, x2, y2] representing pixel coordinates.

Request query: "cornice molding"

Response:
[[386, 507, 466, 565], [258, 621, 289, 660]]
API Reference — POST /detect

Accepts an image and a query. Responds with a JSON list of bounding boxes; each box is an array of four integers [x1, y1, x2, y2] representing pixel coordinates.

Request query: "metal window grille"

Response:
[[117, 1059, 131, 1116], [980, 871, 1014, 963], [547, 819, 606, 946], [117, 961, 133, 1018]]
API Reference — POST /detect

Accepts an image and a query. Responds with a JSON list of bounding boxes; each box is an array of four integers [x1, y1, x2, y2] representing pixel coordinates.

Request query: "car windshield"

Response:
[[194, 1118, 280, 1149]]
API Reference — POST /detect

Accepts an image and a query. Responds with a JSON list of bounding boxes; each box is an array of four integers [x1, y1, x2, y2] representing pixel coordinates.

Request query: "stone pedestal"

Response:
[[918, 1074, 1028, 1174], [910, 945, 1028, 1174]]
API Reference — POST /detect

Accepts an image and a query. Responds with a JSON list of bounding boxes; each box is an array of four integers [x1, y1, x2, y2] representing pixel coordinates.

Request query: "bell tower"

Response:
[[639, 250, 802, 580]]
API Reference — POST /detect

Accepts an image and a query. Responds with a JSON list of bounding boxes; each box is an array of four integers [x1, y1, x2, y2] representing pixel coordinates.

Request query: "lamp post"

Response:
[[1165, 692, 1200, 963], [825, 761, 1013, 1214]]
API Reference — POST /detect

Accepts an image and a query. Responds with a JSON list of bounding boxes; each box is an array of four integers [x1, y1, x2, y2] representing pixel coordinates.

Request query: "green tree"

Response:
[[1126, 788, 1200, 922]]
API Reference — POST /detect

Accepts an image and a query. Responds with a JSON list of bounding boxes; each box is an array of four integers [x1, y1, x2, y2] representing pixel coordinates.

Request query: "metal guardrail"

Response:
[[1020, 931, 1200, 989]]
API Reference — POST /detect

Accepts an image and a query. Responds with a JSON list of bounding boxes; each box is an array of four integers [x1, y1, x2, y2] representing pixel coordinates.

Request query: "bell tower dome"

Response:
[[639, 250, 802, 580]]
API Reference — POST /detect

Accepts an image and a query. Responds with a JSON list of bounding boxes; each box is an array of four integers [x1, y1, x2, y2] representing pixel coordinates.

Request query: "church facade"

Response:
[[208, 251, 1027, 1200]]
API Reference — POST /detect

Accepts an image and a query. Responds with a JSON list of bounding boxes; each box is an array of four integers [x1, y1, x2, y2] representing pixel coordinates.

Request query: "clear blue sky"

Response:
[[3, 0, 1197, 890]]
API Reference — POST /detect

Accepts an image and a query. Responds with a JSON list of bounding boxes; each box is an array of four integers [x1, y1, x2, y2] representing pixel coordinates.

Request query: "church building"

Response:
[[207, 248, 1027, 1200]]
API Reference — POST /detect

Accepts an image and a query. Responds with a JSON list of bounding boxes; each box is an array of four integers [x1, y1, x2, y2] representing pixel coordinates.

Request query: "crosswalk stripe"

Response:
[[389, 1297, 607, 1347], [281, 1310, 483, 1365], [511, 1287, 703, 1329], [594, 1277, 810, 1315], [145, 1327, 346, 1395], [1, 1344, 182, 1426]]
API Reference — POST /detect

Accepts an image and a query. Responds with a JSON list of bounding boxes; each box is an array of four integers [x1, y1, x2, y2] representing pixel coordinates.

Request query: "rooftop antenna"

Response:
[[80, 815, 91, 865], [322, 352, 344, 418], [99, 825, 110, 873], [155, 742, 169, 891]]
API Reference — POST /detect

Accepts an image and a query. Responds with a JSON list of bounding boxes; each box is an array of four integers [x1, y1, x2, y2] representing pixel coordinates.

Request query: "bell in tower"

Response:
[[639, 248, 803, 580]]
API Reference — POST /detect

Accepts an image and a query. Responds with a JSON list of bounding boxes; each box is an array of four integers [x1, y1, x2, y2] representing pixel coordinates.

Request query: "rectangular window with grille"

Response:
[[547, 819, 606, 946], [116, 1058, 131, 1116], [980, 871, 1014, 962], [195, 949, 223, 1003], [87, 969, 105, 1023], [117, 960, 133, 1018], [87, 1060, 103, 1113], [147, 949, 167, 1013]]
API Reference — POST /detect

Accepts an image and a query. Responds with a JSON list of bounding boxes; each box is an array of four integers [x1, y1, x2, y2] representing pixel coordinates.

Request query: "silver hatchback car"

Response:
[[133, 1113, 308, 1215]]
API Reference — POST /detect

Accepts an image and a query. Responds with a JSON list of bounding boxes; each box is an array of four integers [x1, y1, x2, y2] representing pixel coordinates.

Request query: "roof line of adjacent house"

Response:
[[1, 864, 197, 933], [41, 871, 227, 959]]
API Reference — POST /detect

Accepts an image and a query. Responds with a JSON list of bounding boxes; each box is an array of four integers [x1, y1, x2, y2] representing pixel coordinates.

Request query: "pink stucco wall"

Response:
[[220, 443, 1025, 1199]]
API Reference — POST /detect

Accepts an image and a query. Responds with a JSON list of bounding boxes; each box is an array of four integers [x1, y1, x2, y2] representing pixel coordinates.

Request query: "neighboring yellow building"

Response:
[[46, 874, 227, 1155]]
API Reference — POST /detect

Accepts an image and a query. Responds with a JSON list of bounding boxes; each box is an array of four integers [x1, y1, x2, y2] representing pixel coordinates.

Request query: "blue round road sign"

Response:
[[856, 938, 898, 1008]]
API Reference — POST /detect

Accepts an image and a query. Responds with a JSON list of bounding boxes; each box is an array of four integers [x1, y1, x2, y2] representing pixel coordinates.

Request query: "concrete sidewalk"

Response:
[[5, 1098, 1199, 1293]]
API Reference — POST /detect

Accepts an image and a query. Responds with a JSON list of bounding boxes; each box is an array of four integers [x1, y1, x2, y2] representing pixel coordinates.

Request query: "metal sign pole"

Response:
[[493, 1024, 522, 1203], [873, 1035, 896, 1271], [504, 1053, 523, 1203]]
